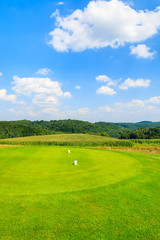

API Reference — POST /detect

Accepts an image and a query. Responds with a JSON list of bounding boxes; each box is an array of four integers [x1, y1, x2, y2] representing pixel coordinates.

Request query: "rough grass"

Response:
[[0, 134, 114, 142], [0, 146, 160, 239], [0, 134, 133, 147], [0, 134, 160, 148]]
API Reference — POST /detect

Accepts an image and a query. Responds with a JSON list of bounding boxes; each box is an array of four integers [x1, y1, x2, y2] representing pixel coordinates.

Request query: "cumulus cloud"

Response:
[[119, 78, 150, 90], [0, 89, 17, 102], [49, 0, 160, 52], [63, 92, 72, 98], [32, 94, 60, 106], [75, 85, 81, 90], [96, 75, 118, 86], [130, 44, 156, 59], [12, 75, 72, 107], [0, 72, 2, 77], [97, 96, 160, 122], [96, 75, 111, 82], [36, 68, 51, 76], [12, 76, 71, 97], [0, 89, 24, 104], [96, 86, 116, 95], [115, 99, 145, 108], [147, 96, 160, 104]]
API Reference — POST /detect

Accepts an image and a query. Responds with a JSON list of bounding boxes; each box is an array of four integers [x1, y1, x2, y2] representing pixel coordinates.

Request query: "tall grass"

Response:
[[1, 134, 160, 147]]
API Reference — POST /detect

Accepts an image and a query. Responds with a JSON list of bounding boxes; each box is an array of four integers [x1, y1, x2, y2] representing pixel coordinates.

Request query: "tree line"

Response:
[[0, 120, 160, 139]]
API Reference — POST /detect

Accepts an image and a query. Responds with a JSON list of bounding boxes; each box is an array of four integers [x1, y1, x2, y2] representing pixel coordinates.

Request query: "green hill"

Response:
[[120, 126, 160, 139], [0, 120, 127, 139], [0, 120, 160, 140], [114, 121, 160, 130], [0, 121, 52, 139]]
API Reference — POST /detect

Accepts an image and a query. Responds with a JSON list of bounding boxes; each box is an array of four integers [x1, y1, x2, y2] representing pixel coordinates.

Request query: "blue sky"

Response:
[[0, 0, 160, 122]]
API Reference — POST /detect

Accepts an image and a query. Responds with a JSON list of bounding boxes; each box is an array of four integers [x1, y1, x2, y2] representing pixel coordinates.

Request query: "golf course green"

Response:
[[0, 146, 160, 239]]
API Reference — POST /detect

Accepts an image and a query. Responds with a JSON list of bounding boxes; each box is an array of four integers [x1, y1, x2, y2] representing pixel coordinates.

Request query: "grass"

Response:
[[0, 146, 160, 239], [0, 134, 133, 147], [0, 133, 113, 142], [0, 134, 160, 148]]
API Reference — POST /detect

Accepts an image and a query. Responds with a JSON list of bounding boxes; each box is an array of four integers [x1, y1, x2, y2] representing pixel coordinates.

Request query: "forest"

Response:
[[0, 120, 160, 139]]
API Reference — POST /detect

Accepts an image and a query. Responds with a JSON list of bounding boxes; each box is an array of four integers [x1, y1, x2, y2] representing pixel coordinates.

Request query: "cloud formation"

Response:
[[75, 85, 81, 90], [96, 75, 111, 82], [0, 89, 24, 104], [96, 86, 116, 95], [0, 89, 16, 102], [36, 68, 51, 76], [130, 44, 156, 59], [0, 72, 2, 77], [49, 0, 160, 52], [119, 78, 150, 90], [12, 76, 72, 106], [57, 1, 64, 5]]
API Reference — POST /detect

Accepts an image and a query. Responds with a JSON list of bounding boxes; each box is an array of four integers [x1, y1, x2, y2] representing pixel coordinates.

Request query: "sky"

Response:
[[0, 0, 160, 122]]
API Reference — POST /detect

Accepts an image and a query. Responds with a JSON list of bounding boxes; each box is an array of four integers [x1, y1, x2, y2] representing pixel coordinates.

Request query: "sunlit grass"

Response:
[[0, 146, 160, 239]]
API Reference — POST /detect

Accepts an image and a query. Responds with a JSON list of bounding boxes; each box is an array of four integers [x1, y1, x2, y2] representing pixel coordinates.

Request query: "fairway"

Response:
[[0, 146, 160, 239], [0, 146, 141, 195]]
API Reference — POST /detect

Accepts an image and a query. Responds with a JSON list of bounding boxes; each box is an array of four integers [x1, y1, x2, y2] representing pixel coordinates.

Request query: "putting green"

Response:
[[0, 146, 141, 195]]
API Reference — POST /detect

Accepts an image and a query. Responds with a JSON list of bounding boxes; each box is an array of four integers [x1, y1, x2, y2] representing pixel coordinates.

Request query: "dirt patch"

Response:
[[0, 144, 23, 147], [93, 146, 160, 154]]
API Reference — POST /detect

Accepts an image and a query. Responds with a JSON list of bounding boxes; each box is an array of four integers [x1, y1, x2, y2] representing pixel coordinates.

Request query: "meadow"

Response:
[[0, 145, 160, 239]]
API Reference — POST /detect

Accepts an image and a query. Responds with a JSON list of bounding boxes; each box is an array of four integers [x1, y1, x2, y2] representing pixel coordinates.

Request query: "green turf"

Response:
[[0, 146, 160, 239]]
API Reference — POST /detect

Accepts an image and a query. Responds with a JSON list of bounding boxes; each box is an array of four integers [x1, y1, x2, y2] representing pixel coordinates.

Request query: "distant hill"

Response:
[[0, 120, 160, 139], [0, 120, 127, 139], [16, 119, 127, 138], [114, 122, 160, 130], [0, 121, 52, 139], [120, 126, 160, 139]]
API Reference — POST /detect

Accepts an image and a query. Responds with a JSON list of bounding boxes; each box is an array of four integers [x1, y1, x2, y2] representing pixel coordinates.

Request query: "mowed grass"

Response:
[[0, 146, 160, 239]]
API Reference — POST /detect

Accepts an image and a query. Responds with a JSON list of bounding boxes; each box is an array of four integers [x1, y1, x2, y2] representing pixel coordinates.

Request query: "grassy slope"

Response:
[[1, 134, 160, 148], [0, 134, 113, 142], [0, 146, 160, 239]]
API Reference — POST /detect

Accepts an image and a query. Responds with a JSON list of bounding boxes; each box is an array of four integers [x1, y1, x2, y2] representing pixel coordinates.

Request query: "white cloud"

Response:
[[75, 85, 81, 90], [12, 75, 72, 107], [68, 107, 90, 116], [0, 89, 24, 104], [119, 78, 150, 90], [36, 68, 51, 76], [147, 96, 160, 104], [57, 1, 64, 5], [0, 89, 16, 102], [49, 0, 160, 52], [12, 76, 70, 98], [78, 107, 90, 114], [32, 94, 59, 106], [0, 72, 2, 77], [130, 44, 156, 59], [99, 106, 113, 112], [96, 75, 111, 82], [63, 92, 72, 98], [96, 75, 118, 86], [96, 86, 116, 95], [96, 96, 160, 122], [115, 99, 145, 108], [41, 107, 59, 114]]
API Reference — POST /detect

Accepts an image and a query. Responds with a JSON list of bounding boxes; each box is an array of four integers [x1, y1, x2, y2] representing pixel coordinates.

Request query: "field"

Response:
[[0, 145, 160, 239], [1, 134, 160, 149]]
